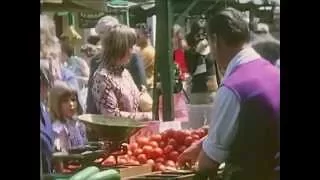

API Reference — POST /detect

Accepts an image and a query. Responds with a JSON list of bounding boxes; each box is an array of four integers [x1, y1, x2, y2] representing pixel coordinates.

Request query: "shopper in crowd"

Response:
[[49, 81, 87, 152], [40, 14, 79, 91], [185, 19, 218, 104], [135, 23, 155, 94], [40, 66, 54, 175], [172, 24, 189, 78], [91, 24, 152, 120], [178, 8, 280, 180], [60, 39, 90, 110]]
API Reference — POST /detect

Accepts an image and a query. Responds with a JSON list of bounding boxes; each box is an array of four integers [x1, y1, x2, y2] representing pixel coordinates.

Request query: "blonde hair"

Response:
[[48, 81, 83, 121], [101, 24, 137, 65], [40, 14, 61, 60], [172, 24, 188, 50], [40, 14, 62, 80]]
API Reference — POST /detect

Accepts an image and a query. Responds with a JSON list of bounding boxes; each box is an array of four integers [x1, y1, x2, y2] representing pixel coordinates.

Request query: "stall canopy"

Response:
[[41, 0, 105, 12]]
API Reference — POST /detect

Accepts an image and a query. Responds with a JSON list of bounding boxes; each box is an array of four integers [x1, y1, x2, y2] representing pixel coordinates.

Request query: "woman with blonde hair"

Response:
[[91, 24, 152, 121], [172, 24, 189, 76], [40, 14, 78, 91]]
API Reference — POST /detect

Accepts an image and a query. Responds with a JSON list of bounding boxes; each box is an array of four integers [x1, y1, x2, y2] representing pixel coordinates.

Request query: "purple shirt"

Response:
[[52, 119, 87, 152]]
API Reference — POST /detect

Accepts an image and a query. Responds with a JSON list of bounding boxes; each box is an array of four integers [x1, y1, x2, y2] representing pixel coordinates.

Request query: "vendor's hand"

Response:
[[177, 141, 202, 167]]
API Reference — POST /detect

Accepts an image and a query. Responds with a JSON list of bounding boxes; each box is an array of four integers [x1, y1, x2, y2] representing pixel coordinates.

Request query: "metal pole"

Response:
[[154, 0, 174, 121]]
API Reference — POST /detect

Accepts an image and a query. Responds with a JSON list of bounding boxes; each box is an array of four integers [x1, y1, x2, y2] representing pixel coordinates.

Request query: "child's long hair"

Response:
[[48, 81, 83, 121]]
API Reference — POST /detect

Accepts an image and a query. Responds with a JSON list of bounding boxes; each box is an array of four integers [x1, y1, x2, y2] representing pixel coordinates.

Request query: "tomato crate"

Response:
[[130, 121, 182, 143], [124, 170, 196, 180]]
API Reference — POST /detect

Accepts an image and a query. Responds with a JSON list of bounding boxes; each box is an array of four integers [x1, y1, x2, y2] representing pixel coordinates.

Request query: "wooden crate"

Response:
[[124, 170, 196, 180]]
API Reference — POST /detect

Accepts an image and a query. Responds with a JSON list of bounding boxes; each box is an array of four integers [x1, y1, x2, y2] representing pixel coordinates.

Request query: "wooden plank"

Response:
[[119, 164, 153, 179], [41, 0, 63, 4]]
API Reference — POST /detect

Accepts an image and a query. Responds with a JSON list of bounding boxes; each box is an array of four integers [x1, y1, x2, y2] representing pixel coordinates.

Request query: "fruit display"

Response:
[[98, 128, 208, 171]]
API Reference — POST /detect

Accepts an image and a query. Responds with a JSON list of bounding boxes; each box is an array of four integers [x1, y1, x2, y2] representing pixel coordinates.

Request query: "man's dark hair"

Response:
[[87, 35, 100, 45], [187, 19, 207, 48], [252, 40, 280, 64], [208, 7, 250, 46], [60, 40, 74, 57]]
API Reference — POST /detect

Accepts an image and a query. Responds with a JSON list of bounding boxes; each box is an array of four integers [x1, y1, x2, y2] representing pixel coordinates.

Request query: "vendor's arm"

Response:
[[198, 86, 240, 178], [97, 79, 152, 121]]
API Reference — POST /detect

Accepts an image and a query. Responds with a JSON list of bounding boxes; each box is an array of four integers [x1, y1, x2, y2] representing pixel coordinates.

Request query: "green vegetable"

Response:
[[69, 166, 100, 180], [87, 169, 120, 180]]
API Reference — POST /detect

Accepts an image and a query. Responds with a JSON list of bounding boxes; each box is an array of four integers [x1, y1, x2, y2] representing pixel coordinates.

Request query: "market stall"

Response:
[[42, 0, 280, 179]]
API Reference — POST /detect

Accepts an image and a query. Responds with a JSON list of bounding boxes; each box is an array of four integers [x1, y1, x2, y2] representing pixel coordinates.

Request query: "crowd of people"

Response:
[[41, 7, 279, 180]]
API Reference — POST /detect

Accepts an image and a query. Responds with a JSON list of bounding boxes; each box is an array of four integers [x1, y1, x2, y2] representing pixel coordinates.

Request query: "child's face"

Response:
[[60, 94, 78, 119]]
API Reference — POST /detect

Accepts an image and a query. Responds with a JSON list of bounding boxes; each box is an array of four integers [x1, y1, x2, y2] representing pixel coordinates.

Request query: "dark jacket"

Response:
[[185, 49, 214, 93]]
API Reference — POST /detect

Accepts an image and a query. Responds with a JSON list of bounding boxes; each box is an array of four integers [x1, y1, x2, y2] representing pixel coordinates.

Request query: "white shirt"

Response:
[[276, 59, 280, 69], [202, 47, 261, 163]]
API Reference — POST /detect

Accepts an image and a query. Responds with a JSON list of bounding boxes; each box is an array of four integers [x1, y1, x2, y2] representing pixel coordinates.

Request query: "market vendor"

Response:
[[177, 8, 280, 180]]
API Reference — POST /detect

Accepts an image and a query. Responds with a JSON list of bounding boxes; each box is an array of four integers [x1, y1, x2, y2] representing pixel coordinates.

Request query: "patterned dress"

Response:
[[92, 63, 151, 120], [52, 119, 87, 152]]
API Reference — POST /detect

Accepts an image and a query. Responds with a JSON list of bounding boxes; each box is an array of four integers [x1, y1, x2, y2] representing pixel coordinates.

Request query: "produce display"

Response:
[[69, 166, 120, 180], [99, 128, 208, 171]]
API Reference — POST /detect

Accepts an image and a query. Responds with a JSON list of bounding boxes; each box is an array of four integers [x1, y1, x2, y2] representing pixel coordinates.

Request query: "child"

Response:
[[49, 81, 87, 153]]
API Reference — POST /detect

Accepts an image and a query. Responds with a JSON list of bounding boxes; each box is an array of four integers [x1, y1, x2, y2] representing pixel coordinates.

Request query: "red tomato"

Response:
[[101, 156, 116, 166], [150, 134, 162, 142], [163, 145, 174, 154], [173, 130, 186, 145], [146, 159, 155, 166], [153, 147, 164, 158], [160, 131, 169, 142], [177, 145, 187, 153], [129, 142, 139, 151], [136, 137, 149, 147], [183, 130, 191, 136], [167, 138, 177, 148], [184, 136, 193, 146], [165, 129, 175, 138], [142, 145, 154, 155], [129, 156, 137, 161], [155, 163, 166, 171], [137, 154, 147, 164], [155, 157, 165, 164], [166, 160, 176, 167], [127, 150, 133, 156], [168, 151, 179, 161], [192, 134, 200, 141], [149, 141, 159, 148], [158, 141, 166, 148], [133, 148, 143, 156]]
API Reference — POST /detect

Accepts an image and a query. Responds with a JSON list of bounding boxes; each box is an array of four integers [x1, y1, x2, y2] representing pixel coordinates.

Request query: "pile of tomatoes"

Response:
[[100, 128, 208, 171]]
